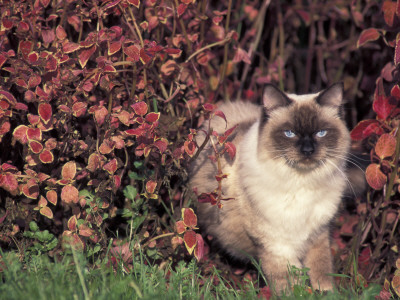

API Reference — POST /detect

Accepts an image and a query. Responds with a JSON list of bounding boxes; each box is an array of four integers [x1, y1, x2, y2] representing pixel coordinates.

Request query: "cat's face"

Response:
[[259, 84, 350, 171]]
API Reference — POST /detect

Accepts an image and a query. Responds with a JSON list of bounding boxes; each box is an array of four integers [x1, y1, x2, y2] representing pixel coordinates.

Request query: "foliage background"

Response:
[[0, 0, 399, 297]]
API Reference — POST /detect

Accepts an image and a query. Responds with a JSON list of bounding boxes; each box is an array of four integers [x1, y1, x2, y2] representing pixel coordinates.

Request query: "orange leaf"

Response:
[[375, 133, 396, 159], [46, 190, 57, 205], [78, 224, 94, 237], [40, 206, 53, 219], [67, 215, 77, 231], [365, 163, 387, 190], [61, 185, 79, 203], [146, 180, 157, 194], [62, 161, 76, 181], [175, 220, 186, 234]]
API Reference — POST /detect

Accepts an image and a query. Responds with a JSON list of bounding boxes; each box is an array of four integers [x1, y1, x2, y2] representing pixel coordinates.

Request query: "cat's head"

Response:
[[258, 83, 350, 172]]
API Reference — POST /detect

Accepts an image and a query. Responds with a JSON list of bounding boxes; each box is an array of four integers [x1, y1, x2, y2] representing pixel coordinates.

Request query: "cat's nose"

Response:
[[300, 137, 314, 156]]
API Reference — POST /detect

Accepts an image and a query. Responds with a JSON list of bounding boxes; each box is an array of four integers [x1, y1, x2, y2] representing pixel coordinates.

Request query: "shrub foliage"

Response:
[[0, 0, 399, 296]]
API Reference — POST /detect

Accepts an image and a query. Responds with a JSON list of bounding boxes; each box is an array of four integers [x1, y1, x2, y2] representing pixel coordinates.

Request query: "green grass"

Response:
[[0, 249, 384, 300]]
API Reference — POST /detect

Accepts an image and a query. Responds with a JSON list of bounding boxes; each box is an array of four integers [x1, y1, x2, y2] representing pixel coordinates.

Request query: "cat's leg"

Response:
[[258, 250, 302, 293], [304, 229, 334, 291]]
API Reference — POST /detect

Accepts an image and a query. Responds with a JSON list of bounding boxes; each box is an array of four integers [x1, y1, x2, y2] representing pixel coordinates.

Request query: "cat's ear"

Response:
[[316, 82, 344, 107], [262, 84, 292, 111]]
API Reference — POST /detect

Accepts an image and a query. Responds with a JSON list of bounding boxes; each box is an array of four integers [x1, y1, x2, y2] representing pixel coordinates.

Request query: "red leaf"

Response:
[[46, 190, 57, 205], [154, 138, 168, 154], [127, 0, 140, 8], [194, 234, 204, 261], [68, 215, 77, 231], [203, 103, 217, 112], [94, 106, 108, 125], [375, 133, 396, 159], [63, 41, 80, 53], [132, 101, 148, 115], [177, 3, 187, 17], [21, 179, 39, 199], [0, 173, 19, 195], [233, 47, 251, 64], [183, 230, 197, 255], [357, 28, 380, 48], [29, 140, 44, 154], [39, 150, 54, 164], [87, 153, 105, 172], [214, 110, 227, 123], [176, 220, 186, 234], [382, 0, 397, 27], [13, 125, 29, 144], [373, 96, 395, 119], [395, 33, 400, 66], [61, 185, 79, 203], [62, 161, 76, 180], [78, 224, 94, 237], [124, 128, 145, 136], [56, 25, 67, 40], [139, 48, 152, 64], [42, 29, 55, 44], [224, 142, 236, 160], [146, 180, 157, 193], [78, 46, 97, 68], [108, 41, 122, 55], [184, 140, 196, 157], [0, 90, 17, 106], [124, 45, 140, 62], [38, 103, 52, 124], [145, 112, 160, 123], [72, 102, 87, 117], [391, 84, 400, 98], [45, 55, 58, 72], [103, 158, 118, 174], [365, 163, 387, 190], [27, 128, 42, 141], [182, 208, 197, 229]]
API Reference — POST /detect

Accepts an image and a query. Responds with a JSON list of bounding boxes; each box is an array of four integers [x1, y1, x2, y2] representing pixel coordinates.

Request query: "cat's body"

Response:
[[189, 84, 350, 292]]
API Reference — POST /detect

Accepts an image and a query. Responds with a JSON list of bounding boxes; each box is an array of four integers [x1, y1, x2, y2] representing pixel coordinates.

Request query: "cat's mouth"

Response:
[[285, 156, 322, 171]]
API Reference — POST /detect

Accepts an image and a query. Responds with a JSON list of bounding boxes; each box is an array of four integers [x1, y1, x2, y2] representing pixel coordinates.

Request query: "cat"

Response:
[[189, 83, 351, 292]]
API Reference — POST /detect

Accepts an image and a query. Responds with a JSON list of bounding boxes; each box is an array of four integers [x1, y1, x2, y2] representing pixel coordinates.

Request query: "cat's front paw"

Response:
[[311, 276, 334, 291]]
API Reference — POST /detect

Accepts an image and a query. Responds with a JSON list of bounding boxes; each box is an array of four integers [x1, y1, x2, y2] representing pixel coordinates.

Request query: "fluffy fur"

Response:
[[189, 83, 351, 292]]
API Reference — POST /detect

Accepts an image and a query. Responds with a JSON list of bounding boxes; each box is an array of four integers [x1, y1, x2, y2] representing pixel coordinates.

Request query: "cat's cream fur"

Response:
[[189, 83, 350, 292]]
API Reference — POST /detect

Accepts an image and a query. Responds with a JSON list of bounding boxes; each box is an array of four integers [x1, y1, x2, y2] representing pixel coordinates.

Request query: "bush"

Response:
[[0, 0, 399, 296]]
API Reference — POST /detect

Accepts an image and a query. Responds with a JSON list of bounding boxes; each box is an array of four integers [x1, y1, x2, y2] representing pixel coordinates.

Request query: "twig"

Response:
[[236, 0, 271, 101]]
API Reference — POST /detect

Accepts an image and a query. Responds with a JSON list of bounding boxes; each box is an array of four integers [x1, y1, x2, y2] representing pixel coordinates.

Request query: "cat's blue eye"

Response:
[[316, 130, 327, 138], [284, 130, 296, 138]]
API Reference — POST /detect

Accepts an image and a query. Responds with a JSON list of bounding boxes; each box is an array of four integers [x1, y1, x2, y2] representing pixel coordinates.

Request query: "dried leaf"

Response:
[[365, 163, 387, 190], [375, 133, 396, 159]]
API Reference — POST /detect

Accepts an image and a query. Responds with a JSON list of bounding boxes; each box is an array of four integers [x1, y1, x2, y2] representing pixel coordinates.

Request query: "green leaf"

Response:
[[29, 221, 39, 232], [124, 185, 137, 200]]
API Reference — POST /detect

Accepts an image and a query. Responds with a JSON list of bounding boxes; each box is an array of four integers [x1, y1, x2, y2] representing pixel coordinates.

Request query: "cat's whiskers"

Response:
[[325, 158, 357, 198], [326, 150, 366, 174]]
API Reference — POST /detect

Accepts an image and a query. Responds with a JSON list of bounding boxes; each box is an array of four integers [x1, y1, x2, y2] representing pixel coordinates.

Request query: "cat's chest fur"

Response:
[[228, 122, 344, 246]]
